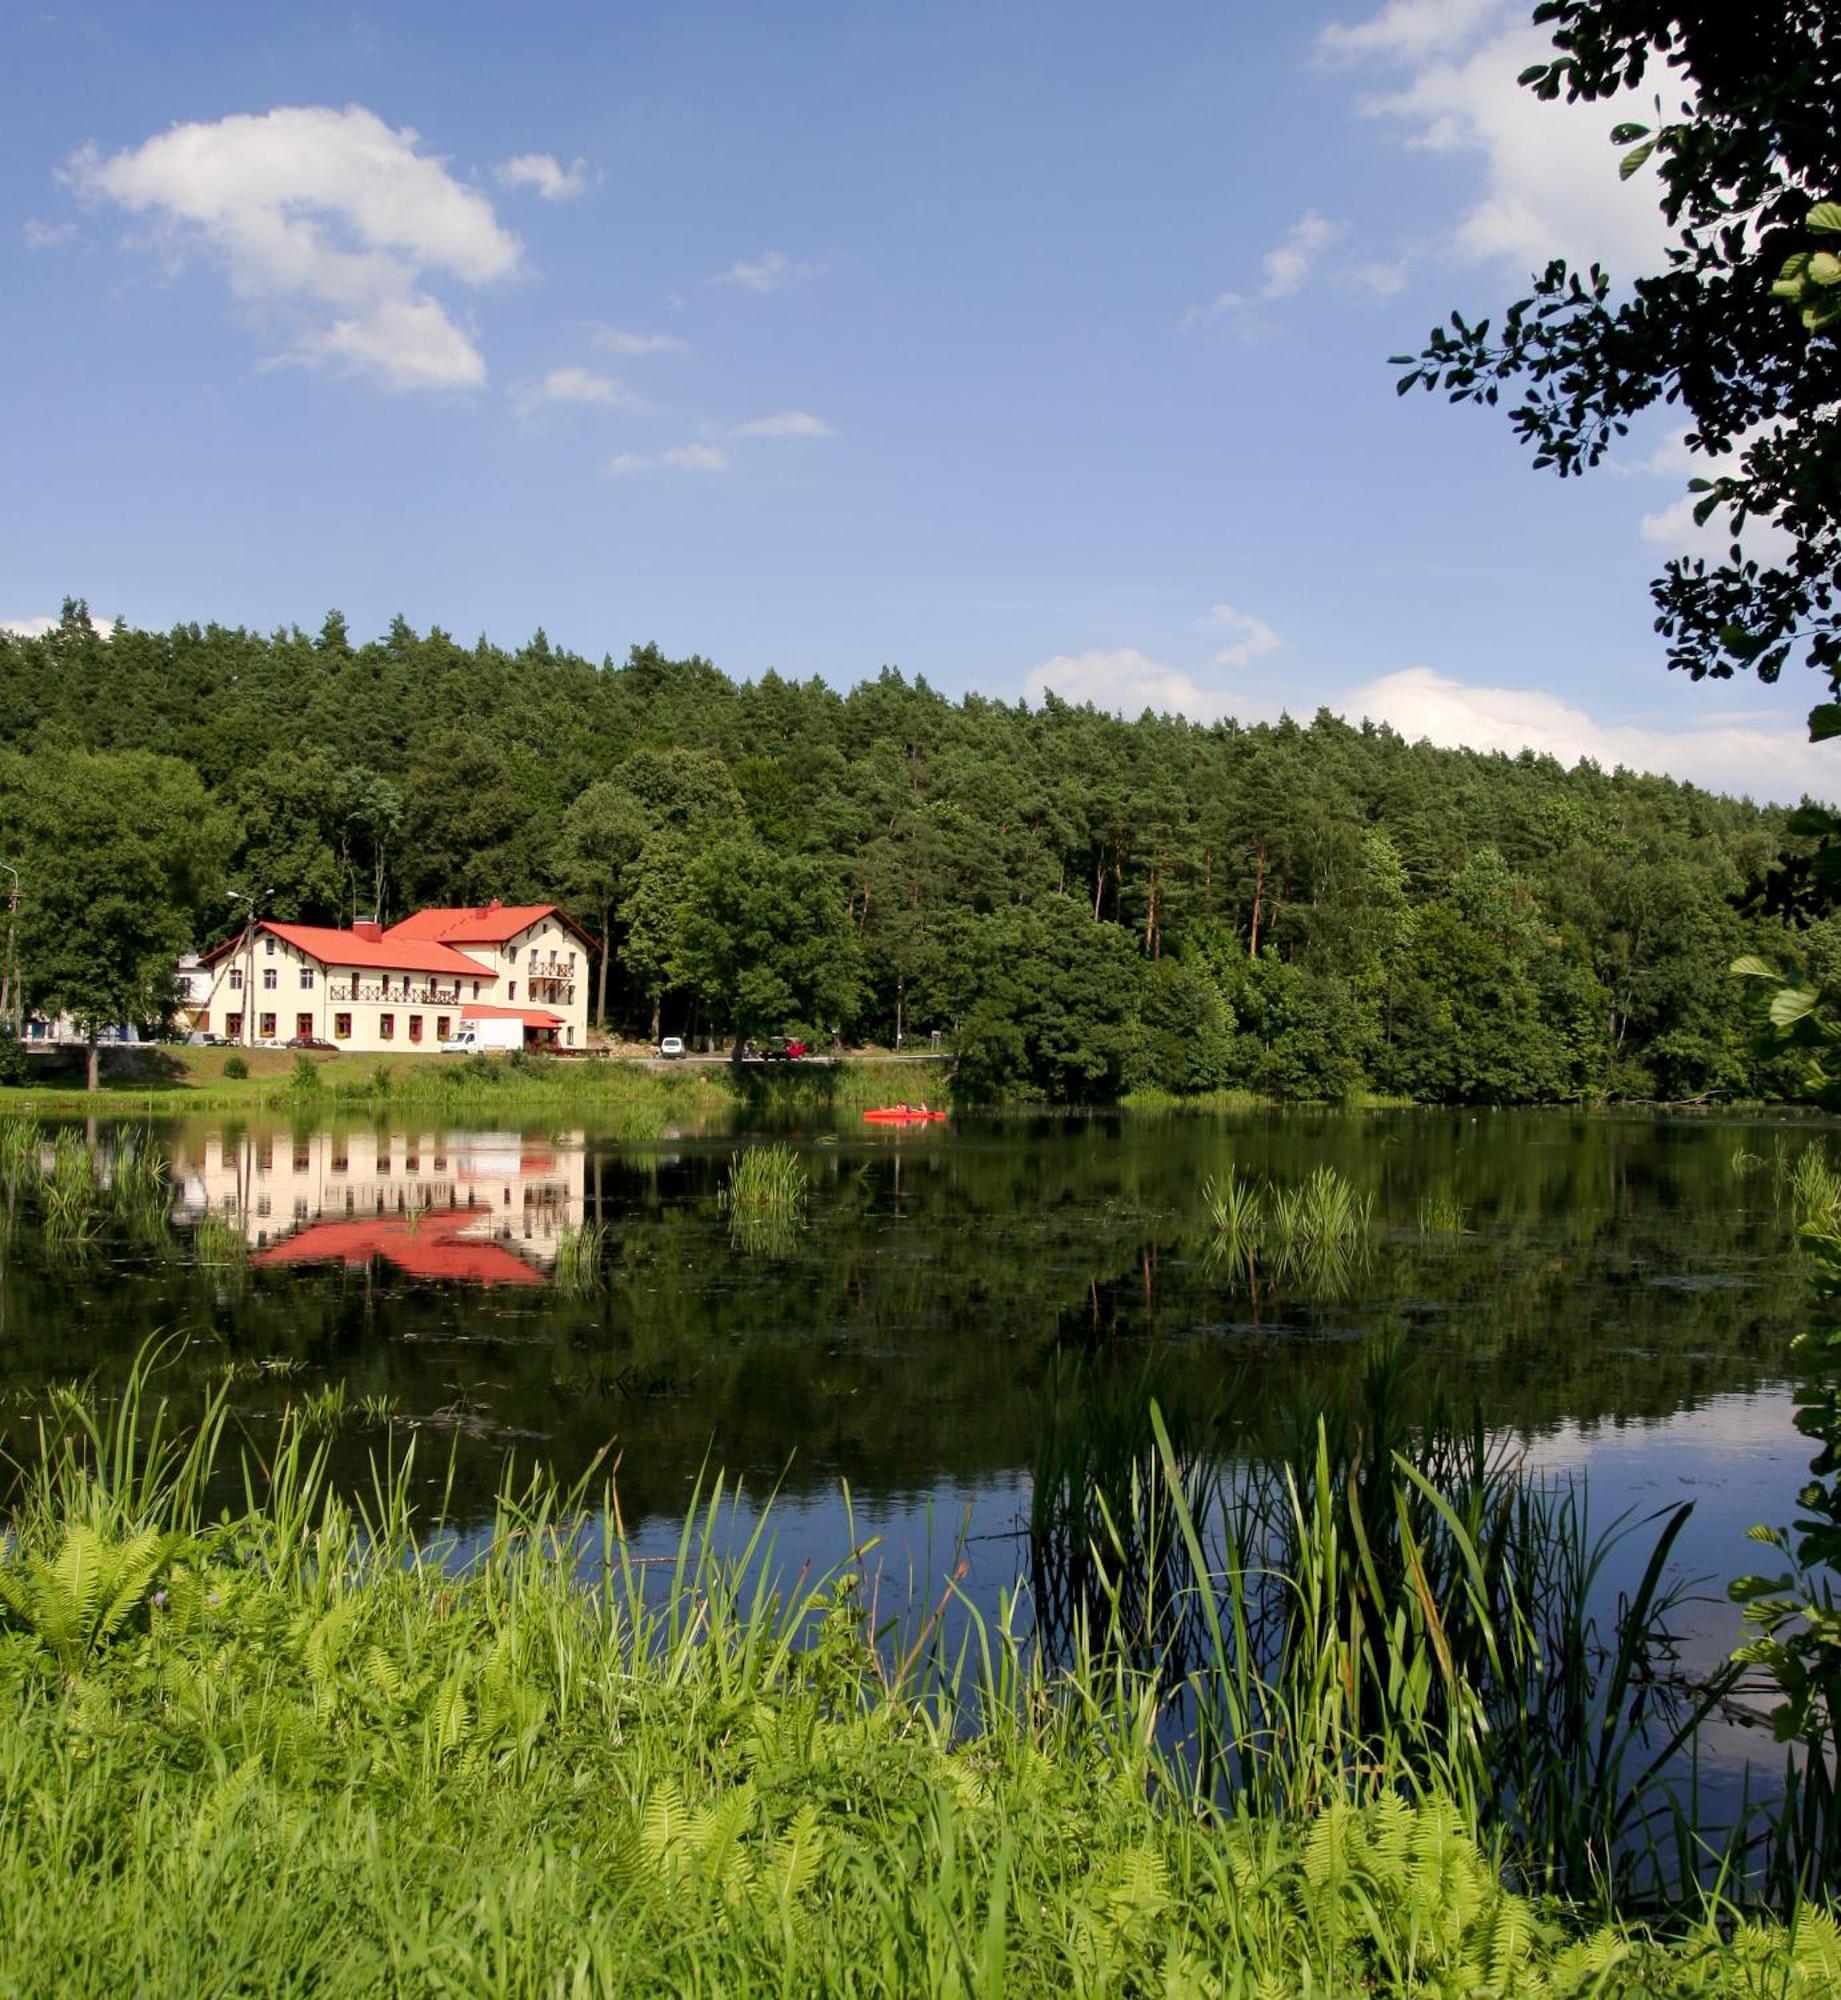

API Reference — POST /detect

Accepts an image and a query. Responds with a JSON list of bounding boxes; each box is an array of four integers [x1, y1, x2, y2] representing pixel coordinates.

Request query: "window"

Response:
[[528, 948, 537, 970], [567, 1027, 575, 1046], [408, 1014, 423, 1044], [262, 967, 277, 991], [255, 1195, 271, 1219], [331, 1148, 347, 1174], [256, 1139, 272, 1173], [229, 968, 244, 991], [226, 1012, 243, 1040], [406, 1153, 419, 1173], [472, 981, 480, 998], [293, 1145, 310, 1173], [379, 1013, 394, 1040], [300, 967, 315, 990], [259, 1012, 276, 1039], [195, 1011, 210, 1033], [508, 981, 517, 1002], [265, 937, 275, 956], [295, 1013, 313, 1041], [333, 1013, 352, 1039], [436, 1016, 450, 1042]]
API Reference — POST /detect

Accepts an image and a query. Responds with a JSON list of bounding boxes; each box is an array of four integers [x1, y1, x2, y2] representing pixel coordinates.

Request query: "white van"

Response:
[[439, 1020, 523, 1054]]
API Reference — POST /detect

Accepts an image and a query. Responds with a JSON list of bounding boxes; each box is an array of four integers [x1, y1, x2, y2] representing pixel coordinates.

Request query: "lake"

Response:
[[0, 1101, 1822, 1760]]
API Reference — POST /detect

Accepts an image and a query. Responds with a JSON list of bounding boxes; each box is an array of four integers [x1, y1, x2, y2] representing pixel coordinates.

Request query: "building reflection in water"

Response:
[[173, 1129, 587, 1286]]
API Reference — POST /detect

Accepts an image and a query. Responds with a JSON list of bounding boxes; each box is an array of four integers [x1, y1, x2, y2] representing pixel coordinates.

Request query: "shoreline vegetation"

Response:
[[1, 1353, 1836, 1995], [0, 1044, 1823, 1125]]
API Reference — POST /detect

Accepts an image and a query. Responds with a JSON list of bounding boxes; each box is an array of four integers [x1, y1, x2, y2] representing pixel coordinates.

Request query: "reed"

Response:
[[190, 1208, 248, 1270], [1201, 1164, 1263, 1246], [1788, 1142, 1841, 1235], [1416, 1189, 1468, 1235], [0, 1114, 42, 1192], [41, 1131, 102, 1243], [554, 1220, 608, 1296], [0, 1345, 1830, 1989]]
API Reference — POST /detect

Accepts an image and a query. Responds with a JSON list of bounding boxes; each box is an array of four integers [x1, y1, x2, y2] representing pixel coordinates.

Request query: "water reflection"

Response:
[[172, 1127, 586, 1283]]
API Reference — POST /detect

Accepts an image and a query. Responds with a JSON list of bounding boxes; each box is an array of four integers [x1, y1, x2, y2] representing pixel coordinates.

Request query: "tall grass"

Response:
[[190, 1208, 248, 1270], [1416, 1189, 1468, 1235], [0, 1348, 1831, 1991], [1201, 1161, 1374, 1295], [720, 1141, 809, 1254], [554, 1220, 608, 1296]]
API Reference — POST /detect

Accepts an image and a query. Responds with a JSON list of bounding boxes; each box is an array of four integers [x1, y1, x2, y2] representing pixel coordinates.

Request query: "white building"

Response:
[[189, 901, 593, 1054]]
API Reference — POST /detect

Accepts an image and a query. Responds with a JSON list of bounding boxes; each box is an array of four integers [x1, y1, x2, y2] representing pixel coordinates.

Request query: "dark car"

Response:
[[286, 1036, 337, 1052]]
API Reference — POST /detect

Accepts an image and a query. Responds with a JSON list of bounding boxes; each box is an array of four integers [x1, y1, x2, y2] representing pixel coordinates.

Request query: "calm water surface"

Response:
[[0, 1106, 1822, 1705]]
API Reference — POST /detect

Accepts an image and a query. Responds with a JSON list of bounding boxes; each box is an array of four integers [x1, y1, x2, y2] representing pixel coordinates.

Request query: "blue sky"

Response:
[[3, 0, 1829, 802]]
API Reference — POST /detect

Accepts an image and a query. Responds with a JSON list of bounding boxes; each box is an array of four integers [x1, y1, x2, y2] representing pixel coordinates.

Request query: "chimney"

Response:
[[352, 919, 382, 943]]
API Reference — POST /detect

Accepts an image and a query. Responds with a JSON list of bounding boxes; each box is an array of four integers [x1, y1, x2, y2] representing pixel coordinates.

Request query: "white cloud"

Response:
[[609, 442, 728, 476], [1346, 665, 1836, 803], [1184, 210, 1345, 332], [2, 611, 111, 639], [1204, 601, 1281, 667], [1025, 649, 1281, 725], [708, 249, 822, 293], [516, 365, 640, 414], [1630, 422, 1797, 565], [735, 410, 831, 439], [69, 105, 521, 391], [1321, 2, 1670, 275], [591, 325, 689, 357], [23, 218, 75, 249], [495, 152, 592, 202]]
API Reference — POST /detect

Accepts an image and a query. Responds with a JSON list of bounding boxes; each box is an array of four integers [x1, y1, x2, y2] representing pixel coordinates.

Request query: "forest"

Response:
[[0, 595, 1833, 1104]]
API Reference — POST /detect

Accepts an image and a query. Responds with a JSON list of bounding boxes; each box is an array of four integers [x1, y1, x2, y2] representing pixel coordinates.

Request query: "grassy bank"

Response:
[[0, 1365, 1835, 1994], [0, 1048, 952, 1128]]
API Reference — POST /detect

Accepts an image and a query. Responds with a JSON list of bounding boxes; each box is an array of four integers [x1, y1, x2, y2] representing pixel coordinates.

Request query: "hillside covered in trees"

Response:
[[2, 597, 1833, 1103]]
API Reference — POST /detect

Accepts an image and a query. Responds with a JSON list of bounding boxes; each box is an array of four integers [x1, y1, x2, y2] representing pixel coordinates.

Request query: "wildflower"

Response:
[[149, 1589, 167, 1610], [206, 1590, 221, 1609]]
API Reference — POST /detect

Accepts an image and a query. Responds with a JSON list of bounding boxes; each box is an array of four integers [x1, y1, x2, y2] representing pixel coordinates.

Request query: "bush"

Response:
[[221, 1053, 248, 1081], [0, 1034, 27, 1087], [289, 1053, 322, 1092]]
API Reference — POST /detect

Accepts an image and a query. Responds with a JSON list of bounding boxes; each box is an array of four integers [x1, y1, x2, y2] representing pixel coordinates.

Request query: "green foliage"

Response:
[[720, 1142, 809, 1255], [0, 1034, 26, 1088], [1395, 4, 1841, 703], [0, 609, 1811, 1107], [221, 1053, 248, 1081], [553, 1221, 607, 1297], [0, 1353, 1831, 1992], [288, 1052, 321, 1093]]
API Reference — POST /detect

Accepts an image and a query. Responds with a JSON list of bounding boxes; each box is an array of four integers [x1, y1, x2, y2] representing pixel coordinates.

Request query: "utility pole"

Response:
[[227, 887, 271, 1048], [0, 861, 20, 1041]]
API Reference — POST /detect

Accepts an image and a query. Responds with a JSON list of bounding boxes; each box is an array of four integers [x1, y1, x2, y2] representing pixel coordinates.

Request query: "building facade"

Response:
[[189, 902, 593, 1054]]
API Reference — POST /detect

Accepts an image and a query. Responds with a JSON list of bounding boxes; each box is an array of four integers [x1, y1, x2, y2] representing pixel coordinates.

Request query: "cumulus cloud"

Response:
[[708, 249, 822, 293], [23, 218, 75, 249], [69, 105, 521, 391], [1319, 0, 1670, 275], [1346, 665, 1835, 803], [735, 410, 831, 439], [495, 152, 592, 201], [1626, 422, 1798, 565], [2, 611, 112, 639], [591, 325, 689, 357], [1025, 649, 1280, 725], [609, 442, 728, 476], [1203, 602, 1281, 667], [515, 366, 641, 415], [1184, 210, 1345, 332]]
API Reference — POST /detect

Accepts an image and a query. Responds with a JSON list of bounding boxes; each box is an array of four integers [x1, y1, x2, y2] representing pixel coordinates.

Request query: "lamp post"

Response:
[[0, 860, 20, 1042]]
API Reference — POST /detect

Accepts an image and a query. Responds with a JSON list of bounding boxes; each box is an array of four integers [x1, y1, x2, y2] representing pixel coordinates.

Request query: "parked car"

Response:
[[286, 1036, 336, 1051], [658, 1035, 686, 1060], [763, 1036, 807, 1062]]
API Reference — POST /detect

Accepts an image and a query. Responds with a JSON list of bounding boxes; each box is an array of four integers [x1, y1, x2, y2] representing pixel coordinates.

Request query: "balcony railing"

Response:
[[328, 982, 467, 1005]]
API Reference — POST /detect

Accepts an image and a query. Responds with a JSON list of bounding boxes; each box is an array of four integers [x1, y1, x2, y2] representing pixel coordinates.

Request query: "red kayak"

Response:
[[863, 1107, 948, 1123]]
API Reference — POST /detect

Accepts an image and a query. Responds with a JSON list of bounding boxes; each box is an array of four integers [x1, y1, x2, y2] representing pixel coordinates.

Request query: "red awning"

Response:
[[461, 1004, 564, 1028]]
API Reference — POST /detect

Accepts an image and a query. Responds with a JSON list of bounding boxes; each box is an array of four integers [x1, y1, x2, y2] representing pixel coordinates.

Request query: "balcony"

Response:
[[328, 982, 466, 1005]]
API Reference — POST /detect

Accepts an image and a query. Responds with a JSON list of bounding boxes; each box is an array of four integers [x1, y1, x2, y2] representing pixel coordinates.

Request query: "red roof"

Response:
[[204, 922, 495, 980], [386, 902, 575, 946], [462, 1004, 564, 1028], [251, 1209, 546, 1287]]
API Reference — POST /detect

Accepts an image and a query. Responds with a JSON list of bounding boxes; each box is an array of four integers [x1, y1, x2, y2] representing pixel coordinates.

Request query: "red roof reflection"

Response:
[[252, 1208, 547, 1287]]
